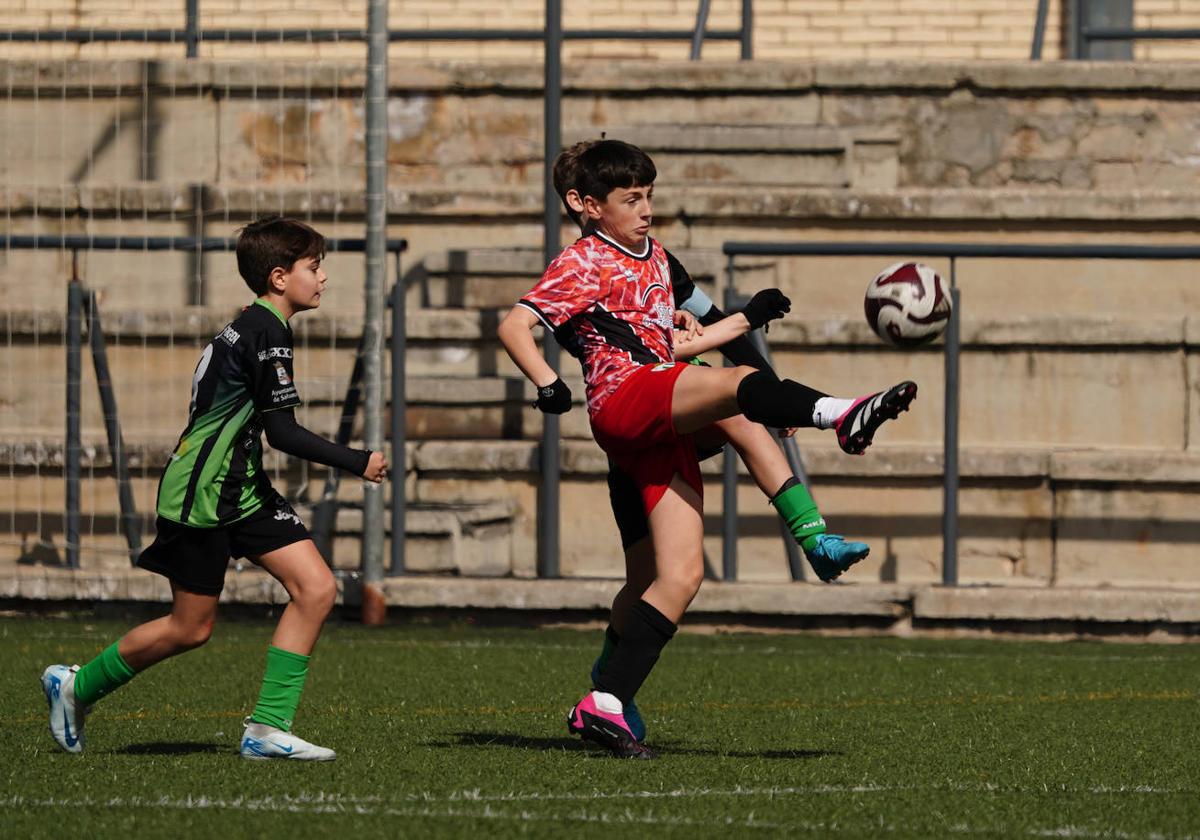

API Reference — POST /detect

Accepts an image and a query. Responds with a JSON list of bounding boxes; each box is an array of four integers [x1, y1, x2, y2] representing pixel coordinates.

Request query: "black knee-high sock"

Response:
[[736, 369, 828, 429], [594, 599, 677, 706]]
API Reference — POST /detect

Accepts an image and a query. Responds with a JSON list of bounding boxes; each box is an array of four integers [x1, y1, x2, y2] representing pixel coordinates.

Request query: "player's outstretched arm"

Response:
[[261, 408, 386, 482], [674, 311, 748, 359], [676, 289, 791, 360], [498, 305, 573, 414]]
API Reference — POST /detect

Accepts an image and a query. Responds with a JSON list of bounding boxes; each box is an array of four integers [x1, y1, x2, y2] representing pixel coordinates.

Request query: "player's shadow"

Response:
[[115, 741, 225, 756], [651, 744, 840, 759], [441, 731, 587, 752], [445, 732, 837, 760]]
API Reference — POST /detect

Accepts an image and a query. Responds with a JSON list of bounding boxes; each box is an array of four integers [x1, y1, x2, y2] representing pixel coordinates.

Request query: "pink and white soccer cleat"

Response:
[[567, 691, 655, 759], [834, 381, 918, 455]]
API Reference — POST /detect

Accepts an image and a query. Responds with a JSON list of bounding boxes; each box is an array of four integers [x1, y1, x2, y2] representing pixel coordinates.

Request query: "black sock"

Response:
[[772, 476, 800, 501], [595, 600, 677, 706], [736, 369, 828, 429]]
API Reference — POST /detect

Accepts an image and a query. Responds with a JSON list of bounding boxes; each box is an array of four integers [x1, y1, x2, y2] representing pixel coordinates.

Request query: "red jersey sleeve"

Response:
[[516, 243, 603, 331]]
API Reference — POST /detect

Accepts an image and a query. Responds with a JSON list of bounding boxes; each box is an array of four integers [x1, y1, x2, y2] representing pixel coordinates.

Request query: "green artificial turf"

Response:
[[2, 612, 1198, 839]]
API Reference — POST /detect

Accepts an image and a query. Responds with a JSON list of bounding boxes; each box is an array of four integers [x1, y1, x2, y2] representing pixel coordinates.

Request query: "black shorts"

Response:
[[136, 493, 311, 596]]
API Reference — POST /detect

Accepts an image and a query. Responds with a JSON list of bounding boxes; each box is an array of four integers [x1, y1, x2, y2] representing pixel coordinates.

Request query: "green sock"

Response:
[[771, 481, 827, 552], [73, 641, 137, 706], [250, 645, 310, 732]]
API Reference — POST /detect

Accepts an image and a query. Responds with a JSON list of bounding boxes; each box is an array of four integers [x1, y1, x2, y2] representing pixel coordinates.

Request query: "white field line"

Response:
[[0, 794, 781, 830], [2, 783, 1191, 813], [3, 792, 1195, 838]]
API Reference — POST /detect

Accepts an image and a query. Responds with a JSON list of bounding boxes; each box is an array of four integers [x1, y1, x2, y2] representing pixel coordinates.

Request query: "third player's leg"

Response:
[[254, 539, 338, 656], [696, 415, 792, 498]]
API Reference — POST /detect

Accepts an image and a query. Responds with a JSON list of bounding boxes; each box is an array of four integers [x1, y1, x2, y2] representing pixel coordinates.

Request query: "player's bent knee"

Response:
[[173, 617, 215, 650], [295, 572, 337, 614], [658, 560, 704, 600]]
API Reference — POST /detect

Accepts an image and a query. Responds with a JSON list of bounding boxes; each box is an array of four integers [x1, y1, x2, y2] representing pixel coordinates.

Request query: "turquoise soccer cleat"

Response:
[[804, 533, 870, 582]]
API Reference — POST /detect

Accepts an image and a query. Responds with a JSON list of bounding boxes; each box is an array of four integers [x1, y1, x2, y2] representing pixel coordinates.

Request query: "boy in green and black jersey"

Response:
[[41, 217, 388, 761]]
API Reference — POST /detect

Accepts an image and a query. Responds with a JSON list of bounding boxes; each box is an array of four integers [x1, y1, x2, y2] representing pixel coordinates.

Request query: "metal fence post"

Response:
[[538, 0, 563, 579], [390, 251, 407, 575], [65, 276, 83, 569], [185, 0, 200, 58], [941, 260, 960, 586], [740, 0, 754, 59], [361, 0, 389, 621], [721, 279, 738, 581]]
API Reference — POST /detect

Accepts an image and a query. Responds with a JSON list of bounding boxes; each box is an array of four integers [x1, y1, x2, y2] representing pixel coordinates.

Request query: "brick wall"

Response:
[[0, 0, 1194, 62]]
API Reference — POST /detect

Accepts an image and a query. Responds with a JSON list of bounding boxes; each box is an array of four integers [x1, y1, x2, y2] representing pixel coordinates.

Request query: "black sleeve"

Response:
[[247, 324, 302, 413], [698, 303, 773, 372], [665, 249, 696, 309], [261, 409, 371, 476]]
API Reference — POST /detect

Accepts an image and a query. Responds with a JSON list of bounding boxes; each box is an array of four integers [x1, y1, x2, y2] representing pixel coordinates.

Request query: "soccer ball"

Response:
[[864, 262, 952, 347]]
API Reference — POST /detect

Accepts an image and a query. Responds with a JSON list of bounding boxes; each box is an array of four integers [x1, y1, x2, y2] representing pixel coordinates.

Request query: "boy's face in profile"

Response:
[[272, 255, 327, 313], [582, 183, 654, 249]]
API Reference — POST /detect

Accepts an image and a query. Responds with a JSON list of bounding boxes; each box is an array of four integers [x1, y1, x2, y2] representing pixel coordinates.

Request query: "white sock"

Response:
[[591, 691, 624, 714], [813, 396, 855, 430]]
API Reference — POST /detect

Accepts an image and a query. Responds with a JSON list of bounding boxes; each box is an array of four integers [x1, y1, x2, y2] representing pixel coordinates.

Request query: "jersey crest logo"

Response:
[[637, 282, 669, 307], [274, 361, 291, 386]]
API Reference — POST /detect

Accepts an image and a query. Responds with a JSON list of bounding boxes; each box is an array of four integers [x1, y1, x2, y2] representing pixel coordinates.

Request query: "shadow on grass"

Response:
[[444, 732, 838, 760], [115, 741, 226, 756], [440, 732, 588, 752]]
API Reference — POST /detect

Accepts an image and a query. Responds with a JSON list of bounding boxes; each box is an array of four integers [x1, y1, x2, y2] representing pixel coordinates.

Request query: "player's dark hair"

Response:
[[576, 139, 656, 205], [552, 140, 598, 226], [236, 216, 326, 295]]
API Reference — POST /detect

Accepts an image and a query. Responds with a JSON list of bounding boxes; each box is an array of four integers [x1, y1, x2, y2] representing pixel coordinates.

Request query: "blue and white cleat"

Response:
[[591, 658, 645, 742], [239, 719, 336, 761], [41, 664, 87, 754], [804, 534, 870, 582]]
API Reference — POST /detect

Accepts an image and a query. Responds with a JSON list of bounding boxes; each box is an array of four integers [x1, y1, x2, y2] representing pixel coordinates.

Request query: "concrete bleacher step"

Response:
[[314, 499, 517, 577], [562, 124, 900, 190]]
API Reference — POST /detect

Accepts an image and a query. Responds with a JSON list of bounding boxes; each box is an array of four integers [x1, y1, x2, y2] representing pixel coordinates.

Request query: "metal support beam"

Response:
[[85, 290, 143, 566], [360, 0, 389, 620], [537, 0, 563, 579], [65, 278, 83, 570], [390, 253, 407, 576], [942, 263, 961, 587]]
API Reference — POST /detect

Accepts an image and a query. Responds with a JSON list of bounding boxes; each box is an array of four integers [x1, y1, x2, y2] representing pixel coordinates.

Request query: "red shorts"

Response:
[[590, 362, 703, 516]]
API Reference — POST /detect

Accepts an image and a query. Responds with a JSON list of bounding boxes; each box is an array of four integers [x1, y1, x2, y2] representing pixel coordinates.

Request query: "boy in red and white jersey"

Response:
[[499, 140, 917, 759]]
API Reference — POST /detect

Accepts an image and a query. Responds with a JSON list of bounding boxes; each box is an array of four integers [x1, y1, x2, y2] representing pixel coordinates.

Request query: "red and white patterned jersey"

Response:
[[517, 232, 675, 415]]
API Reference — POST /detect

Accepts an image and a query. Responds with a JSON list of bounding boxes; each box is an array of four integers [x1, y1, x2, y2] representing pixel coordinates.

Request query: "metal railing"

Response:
[[1, 0, 753, 61], [722, 240, 1200, 585], [1032, 0, 1200, 59], [3, 234, 407, 573]]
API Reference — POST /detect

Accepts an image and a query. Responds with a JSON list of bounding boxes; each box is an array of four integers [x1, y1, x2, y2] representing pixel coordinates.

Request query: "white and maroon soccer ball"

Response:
[[864, 262, 952, 347]]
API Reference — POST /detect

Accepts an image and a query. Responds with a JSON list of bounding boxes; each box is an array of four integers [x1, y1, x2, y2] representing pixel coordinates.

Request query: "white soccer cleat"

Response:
[[239, 719, 336, 761], [41, 664, 87, 754]]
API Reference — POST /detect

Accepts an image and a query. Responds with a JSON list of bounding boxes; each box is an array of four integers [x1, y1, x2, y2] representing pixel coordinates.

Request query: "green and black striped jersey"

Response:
[[157, 299, 302, 527]]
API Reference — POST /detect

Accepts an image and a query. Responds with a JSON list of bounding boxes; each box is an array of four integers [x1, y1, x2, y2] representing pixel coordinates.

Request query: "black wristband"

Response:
[[533, 378, 572, 414]]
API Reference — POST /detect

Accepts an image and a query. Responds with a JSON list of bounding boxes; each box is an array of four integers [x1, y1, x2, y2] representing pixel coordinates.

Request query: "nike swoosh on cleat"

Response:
[[62, 710, 78, 747], [269, 740, 294, 754]]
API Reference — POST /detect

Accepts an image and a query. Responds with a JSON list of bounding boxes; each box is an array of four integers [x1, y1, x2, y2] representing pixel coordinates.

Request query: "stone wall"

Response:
[[4, 57, 1200, 587], [5, 0, 1197, 62]]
